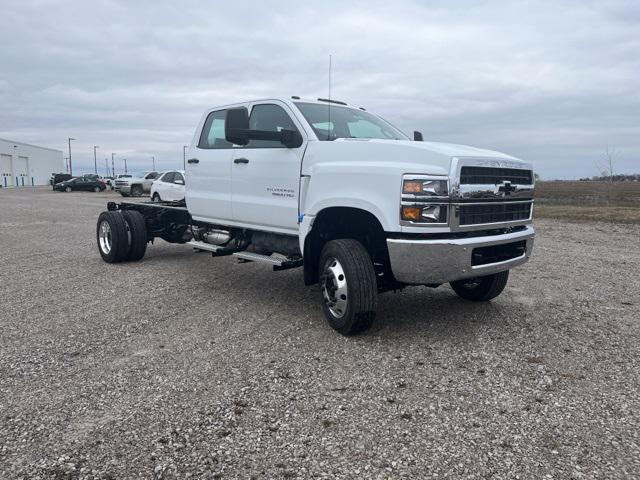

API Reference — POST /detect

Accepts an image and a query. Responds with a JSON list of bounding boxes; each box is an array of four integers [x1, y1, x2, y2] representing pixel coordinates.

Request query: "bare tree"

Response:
[[595, 146, 618, 182]]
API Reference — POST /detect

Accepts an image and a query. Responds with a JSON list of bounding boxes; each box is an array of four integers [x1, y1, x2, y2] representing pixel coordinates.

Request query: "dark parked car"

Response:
[[50, 173, 73, 189], [54, 176, 106, 192]]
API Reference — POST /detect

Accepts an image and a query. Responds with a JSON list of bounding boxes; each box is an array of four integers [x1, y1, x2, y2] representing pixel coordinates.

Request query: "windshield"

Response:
[[294, 102, 408, 141]]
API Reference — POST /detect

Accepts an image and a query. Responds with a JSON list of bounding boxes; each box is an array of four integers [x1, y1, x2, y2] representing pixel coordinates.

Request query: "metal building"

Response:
[[0, 138, 64, 188]]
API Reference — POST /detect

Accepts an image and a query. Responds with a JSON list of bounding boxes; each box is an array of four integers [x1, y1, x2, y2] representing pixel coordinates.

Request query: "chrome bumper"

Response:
[[386, 226, 535, 285]]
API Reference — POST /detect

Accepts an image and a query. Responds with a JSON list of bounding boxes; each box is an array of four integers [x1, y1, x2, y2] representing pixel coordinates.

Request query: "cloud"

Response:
[[0, 0, 638, 178]]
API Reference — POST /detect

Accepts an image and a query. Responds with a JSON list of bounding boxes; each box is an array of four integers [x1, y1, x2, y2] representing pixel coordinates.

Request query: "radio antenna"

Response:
[[327, 54, 332, 140]]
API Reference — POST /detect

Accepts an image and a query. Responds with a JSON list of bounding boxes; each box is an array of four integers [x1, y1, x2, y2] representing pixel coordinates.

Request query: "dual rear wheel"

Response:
[[97, 210, 147, 263]]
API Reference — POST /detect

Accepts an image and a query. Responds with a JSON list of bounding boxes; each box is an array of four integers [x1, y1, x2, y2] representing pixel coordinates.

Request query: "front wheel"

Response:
[[93, 186, 101, 192], [152, 192, 161, 202], [65, 186, 72, 192], [319, 239, 377, 335], [130, 185, 143, 197], [450, 271, 509, 301]]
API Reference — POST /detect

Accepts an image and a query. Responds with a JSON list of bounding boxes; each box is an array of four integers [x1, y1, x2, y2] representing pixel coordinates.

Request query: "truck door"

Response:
[[231, 102, 306, 234], [186, 108, 235, 223]]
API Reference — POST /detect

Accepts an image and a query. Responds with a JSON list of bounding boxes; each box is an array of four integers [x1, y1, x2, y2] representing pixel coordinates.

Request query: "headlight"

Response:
[[403, 179, 448, 196], [401, 204, 448, 223]]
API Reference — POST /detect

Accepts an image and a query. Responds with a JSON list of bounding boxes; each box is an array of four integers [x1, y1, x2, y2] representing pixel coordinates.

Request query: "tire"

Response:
[[65, 186, 72, 192], [130, 185, 143, 197], [152, 193, 161, 202], [318, 239, 377, 335], [450, 271, 509, 301], [93, 186, 101, 192], [121, 210, 148, 261], [96, 211, 129, 263]]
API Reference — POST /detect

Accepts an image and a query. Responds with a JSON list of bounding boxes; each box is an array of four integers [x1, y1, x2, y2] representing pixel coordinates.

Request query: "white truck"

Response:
[[96, 97, 535, 334], [114, 171, 160, 197]]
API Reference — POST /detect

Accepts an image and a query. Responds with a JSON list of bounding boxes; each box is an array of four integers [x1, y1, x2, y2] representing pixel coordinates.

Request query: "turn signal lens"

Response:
[[403, 179, 448, 195], [401, 206, 422, 221], [402, 180, 423, 194]]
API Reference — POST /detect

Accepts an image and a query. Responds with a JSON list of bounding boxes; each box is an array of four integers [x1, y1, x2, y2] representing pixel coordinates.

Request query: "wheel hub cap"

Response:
[[321, 257, 348, 318], [99, 220, 112, 254]]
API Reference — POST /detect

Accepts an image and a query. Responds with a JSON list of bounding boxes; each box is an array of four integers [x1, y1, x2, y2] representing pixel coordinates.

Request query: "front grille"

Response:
[[460, 167, 532, 185], [459, 202, 532, 225]]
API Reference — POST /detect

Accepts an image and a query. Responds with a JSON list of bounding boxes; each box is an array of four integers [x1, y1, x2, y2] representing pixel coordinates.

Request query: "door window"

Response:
[[199, 109, 233, 149], [161, 172, 175, 183], [174, 172, 185, 183], [247, 104, 300, 148]]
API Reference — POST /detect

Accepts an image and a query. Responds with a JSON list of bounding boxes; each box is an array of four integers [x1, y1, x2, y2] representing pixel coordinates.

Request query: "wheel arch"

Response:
[[302, 206, 391, 286]]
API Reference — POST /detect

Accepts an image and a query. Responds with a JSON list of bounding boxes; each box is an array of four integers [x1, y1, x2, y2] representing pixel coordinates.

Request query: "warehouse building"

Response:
[[0, 138, 64, 188]]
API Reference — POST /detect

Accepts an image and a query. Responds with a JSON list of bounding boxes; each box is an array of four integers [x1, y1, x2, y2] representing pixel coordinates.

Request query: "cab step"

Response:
[[187, 240, 235, 256], [187, 241, 302, 270], [234, 251, 303, 271]]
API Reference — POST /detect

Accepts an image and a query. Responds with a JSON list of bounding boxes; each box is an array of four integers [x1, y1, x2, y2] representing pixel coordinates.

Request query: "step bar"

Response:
[[187, 240, 302, 270]]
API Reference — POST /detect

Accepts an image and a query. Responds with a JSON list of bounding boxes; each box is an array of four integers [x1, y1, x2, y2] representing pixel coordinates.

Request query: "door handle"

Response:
[[234, 158, 249, 164], [187, 158, 199, 164]]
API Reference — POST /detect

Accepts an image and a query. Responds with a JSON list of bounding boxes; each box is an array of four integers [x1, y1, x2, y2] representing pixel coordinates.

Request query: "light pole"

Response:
[[105, 158, 109, 177], [183, 145, 188, 169], [111, 153, 116, 178], [64, 157, 70, 174], [93, 146, 99, 174], [123, 158, 128, 175], [152, 156, 155, 170], [68, 138, 75, 175]]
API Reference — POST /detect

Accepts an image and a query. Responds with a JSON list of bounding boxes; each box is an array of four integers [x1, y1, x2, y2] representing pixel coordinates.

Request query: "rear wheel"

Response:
[[97, 212, 129, 263], [319, 239, 377, 335], [122, 210, 148, 261], [131, 185, 143, 197], [450, 271, 509, 301], [93, 186, 101, 192]]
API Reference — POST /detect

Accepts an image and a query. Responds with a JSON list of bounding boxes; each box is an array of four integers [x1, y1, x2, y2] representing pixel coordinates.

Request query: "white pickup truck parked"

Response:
[[96, 97, 535, 334], [114, 171, 160, 197]]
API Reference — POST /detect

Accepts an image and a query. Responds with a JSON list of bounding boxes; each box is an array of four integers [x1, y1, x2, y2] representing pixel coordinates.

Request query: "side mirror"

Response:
[[225, 108, 250, 146], [174, 179, 184, 185], [414, 131, 424, 141], [225, 107, 303, 148]]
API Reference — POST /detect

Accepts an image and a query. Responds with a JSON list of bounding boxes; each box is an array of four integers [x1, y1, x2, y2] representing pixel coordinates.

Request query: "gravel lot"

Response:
[[1, 187, 639, 479]]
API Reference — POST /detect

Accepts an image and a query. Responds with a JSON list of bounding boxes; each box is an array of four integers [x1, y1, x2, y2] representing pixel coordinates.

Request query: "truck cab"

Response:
[[96, 97, 535, 335]]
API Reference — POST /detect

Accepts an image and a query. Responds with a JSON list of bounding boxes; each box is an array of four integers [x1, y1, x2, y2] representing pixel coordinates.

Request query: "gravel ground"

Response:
[[0, 187, 639, 479]]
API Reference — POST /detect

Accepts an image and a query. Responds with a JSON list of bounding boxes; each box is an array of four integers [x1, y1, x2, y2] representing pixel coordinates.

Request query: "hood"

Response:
[[337, 138, 519, 161]]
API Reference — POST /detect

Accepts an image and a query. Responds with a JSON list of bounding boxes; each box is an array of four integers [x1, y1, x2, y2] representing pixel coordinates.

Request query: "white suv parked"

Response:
[[151, 170, 185, 202]]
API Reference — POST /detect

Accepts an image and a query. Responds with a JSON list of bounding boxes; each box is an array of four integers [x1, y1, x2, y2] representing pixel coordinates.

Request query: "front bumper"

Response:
[[386, 225, 534, 285], [116, 184, 131, 194]]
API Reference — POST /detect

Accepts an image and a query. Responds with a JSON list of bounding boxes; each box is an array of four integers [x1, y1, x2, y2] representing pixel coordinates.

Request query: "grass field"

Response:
[[535, 181, 640, 223]]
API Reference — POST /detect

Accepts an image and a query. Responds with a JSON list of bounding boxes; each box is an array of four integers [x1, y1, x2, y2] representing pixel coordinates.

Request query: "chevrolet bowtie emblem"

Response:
[[496, 180, 516, 196]]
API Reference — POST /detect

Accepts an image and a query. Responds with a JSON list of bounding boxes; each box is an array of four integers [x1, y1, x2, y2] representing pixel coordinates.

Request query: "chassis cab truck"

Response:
[[96, 97, 535, 335]]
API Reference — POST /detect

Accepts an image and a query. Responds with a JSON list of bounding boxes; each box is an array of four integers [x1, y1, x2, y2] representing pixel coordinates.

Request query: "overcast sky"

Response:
[[1, 0, 638, 179]]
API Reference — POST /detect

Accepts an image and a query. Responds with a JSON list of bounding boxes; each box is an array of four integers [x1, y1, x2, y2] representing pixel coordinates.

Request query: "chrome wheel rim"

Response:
[[321, 257, 348, 318], [99, 220, 112, 254]]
